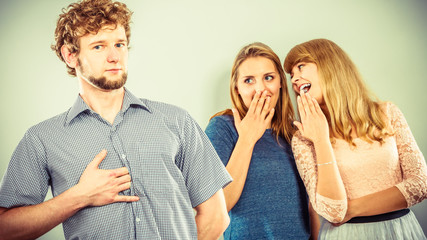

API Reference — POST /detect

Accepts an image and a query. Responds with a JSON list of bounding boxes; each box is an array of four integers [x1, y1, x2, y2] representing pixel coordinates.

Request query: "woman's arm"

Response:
[[223, 90, 275, 211], [308, 202, 320, 240], [337, 186, 406, 224], [293, 91, 347, 222]]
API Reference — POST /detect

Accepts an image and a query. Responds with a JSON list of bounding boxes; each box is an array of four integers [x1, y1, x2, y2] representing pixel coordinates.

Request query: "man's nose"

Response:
[[107, 47, 119, 63]]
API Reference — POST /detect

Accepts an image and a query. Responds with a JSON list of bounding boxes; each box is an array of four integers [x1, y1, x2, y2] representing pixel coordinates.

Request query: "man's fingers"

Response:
[[88, 149, 107, 169], [111, 167, 129, 177], [115, 174, 131, 185], [117, 181, 132, 192], [114, 195, 140, 203]]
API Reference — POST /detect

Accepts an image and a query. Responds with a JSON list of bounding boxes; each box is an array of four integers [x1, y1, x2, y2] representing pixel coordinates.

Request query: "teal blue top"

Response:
[[205, 115, 310, 240]]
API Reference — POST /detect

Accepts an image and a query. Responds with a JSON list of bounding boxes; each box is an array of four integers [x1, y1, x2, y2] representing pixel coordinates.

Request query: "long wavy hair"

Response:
[[212, 42, 295, 144], [283, 38, 392, 145], [51, 0, 133, 76]]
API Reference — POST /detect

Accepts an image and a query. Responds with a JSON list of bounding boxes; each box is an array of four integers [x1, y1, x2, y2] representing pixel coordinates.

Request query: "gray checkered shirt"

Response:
[[0, 88, 232, 239]]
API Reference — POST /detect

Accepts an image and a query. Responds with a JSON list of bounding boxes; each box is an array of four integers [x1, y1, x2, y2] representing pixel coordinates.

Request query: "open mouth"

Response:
[[299, 83, 311, 93]]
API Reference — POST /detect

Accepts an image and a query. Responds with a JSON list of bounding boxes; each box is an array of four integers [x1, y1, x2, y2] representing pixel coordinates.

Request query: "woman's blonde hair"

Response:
[[283, 38, 392, 145], [213, 42, 295, 144], [51, 0, 133, 76]]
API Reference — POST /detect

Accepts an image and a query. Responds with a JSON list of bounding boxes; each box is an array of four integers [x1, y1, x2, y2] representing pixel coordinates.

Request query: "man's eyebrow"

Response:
[[89, 39, 127, 46], [89, 40, 107, 46]]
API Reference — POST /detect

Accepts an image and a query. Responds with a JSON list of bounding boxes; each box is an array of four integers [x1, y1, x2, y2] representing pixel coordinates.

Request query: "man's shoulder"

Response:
[[139, 98, 188, 117], [27, 110, 70, 135]]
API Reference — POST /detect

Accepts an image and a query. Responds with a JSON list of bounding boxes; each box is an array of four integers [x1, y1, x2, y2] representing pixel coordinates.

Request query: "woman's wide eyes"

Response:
[[244, 78, 254, 84]]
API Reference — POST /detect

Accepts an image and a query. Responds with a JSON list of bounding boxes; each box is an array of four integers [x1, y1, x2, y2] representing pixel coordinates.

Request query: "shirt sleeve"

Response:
[[177, 113, 232, 208], [0, 129, 50, 208], [292, 131, 347, 223], [387, 103, 427, 207]]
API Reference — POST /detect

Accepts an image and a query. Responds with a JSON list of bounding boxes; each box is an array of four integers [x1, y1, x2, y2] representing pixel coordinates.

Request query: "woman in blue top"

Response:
[[205, 42, 319, 239]]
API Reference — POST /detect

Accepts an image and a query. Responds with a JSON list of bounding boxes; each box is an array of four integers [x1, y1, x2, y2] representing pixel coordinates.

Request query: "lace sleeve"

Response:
[[292, 131, 347, 223], [388, 103, 427, 207]]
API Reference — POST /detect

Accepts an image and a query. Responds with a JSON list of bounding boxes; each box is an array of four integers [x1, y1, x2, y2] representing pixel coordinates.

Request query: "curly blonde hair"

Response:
[[51, 0, 133, 76], [284, 39, 392, 145], [213, 42, 295, 144]]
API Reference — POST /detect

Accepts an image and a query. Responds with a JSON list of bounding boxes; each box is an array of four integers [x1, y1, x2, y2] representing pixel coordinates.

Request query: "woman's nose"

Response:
[[254, 80, 266, 92], [291, 73, 301, 83]]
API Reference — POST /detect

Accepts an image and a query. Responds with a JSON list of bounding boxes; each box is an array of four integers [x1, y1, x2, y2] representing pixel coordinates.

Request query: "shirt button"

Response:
[[121, 154, 126, 159], [136, 217, 141, 222]]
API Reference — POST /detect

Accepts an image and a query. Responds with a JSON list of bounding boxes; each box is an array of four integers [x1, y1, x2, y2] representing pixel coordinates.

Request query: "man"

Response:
[[0, 0, 231, 239]]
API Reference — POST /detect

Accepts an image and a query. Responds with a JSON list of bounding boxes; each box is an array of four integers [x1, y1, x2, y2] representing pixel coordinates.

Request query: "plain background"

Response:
[[0, 0, 426, 239]]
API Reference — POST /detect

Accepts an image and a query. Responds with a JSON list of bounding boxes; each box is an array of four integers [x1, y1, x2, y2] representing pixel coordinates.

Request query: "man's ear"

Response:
[[60, 45, 78, 68]]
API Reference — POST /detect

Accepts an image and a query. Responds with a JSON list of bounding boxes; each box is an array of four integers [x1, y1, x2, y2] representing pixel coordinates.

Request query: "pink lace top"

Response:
[[292, 102, 427, 223]]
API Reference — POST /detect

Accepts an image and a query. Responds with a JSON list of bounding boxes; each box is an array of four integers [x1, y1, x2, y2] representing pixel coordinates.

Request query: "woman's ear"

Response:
[[60, 45, 78, 68]]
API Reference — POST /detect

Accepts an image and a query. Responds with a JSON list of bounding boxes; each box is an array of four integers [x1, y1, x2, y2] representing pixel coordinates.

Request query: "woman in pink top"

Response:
[[283, 38, 427, 239]]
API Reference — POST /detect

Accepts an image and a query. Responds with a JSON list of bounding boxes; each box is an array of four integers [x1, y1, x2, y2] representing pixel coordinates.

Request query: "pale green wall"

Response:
[[1, 0, 426, 239]]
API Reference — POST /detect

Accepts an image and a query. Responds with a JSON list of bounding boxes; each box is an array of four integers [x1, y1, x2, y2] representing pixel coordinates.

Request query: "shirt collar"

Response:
[[65, 88, 151, 125]]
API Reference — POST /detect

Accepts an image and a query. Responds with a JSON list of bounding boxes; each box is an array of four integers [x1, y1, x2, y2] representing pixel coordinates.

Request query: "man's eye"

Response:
[[116, 43, 125, 48], [94, 45, 102, 50]]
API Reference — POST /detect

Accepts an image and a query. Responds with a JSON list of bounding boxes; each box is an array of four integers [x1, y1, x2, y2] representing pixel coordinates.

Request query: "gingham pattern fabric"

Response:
[[0, 89, 232, 239]]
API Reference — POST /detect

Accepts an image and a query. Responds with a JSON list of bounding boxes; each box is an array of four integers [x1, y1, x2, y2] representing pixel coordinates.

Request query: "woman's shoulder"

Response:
[[205, 113, 237, 136], [378, 101, 403, 121], [379, 101, 399, 113], [209, 114, 235, 127]]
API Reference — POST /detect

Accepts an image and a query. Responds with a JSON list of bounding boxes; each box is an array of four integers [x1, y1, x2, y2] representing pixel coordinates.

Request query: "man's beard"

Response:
[[78, 59, 127, 90], [87, 73, 127, 90]]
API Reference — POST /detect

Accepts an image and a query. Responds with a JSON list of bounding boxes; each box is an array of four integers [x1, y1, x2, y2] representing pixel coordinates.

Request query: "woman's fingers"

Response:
[[247, 90, 262, 115], [311, 96, 323, 116], [297, 95, 307, 122], [293, 121, 303, 132], [255, 90, 268, 115], [232, 108, 241, 127], [265, 107, 275, 123], [261, 96, 271, 118], [301, 91, 315, 115]]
